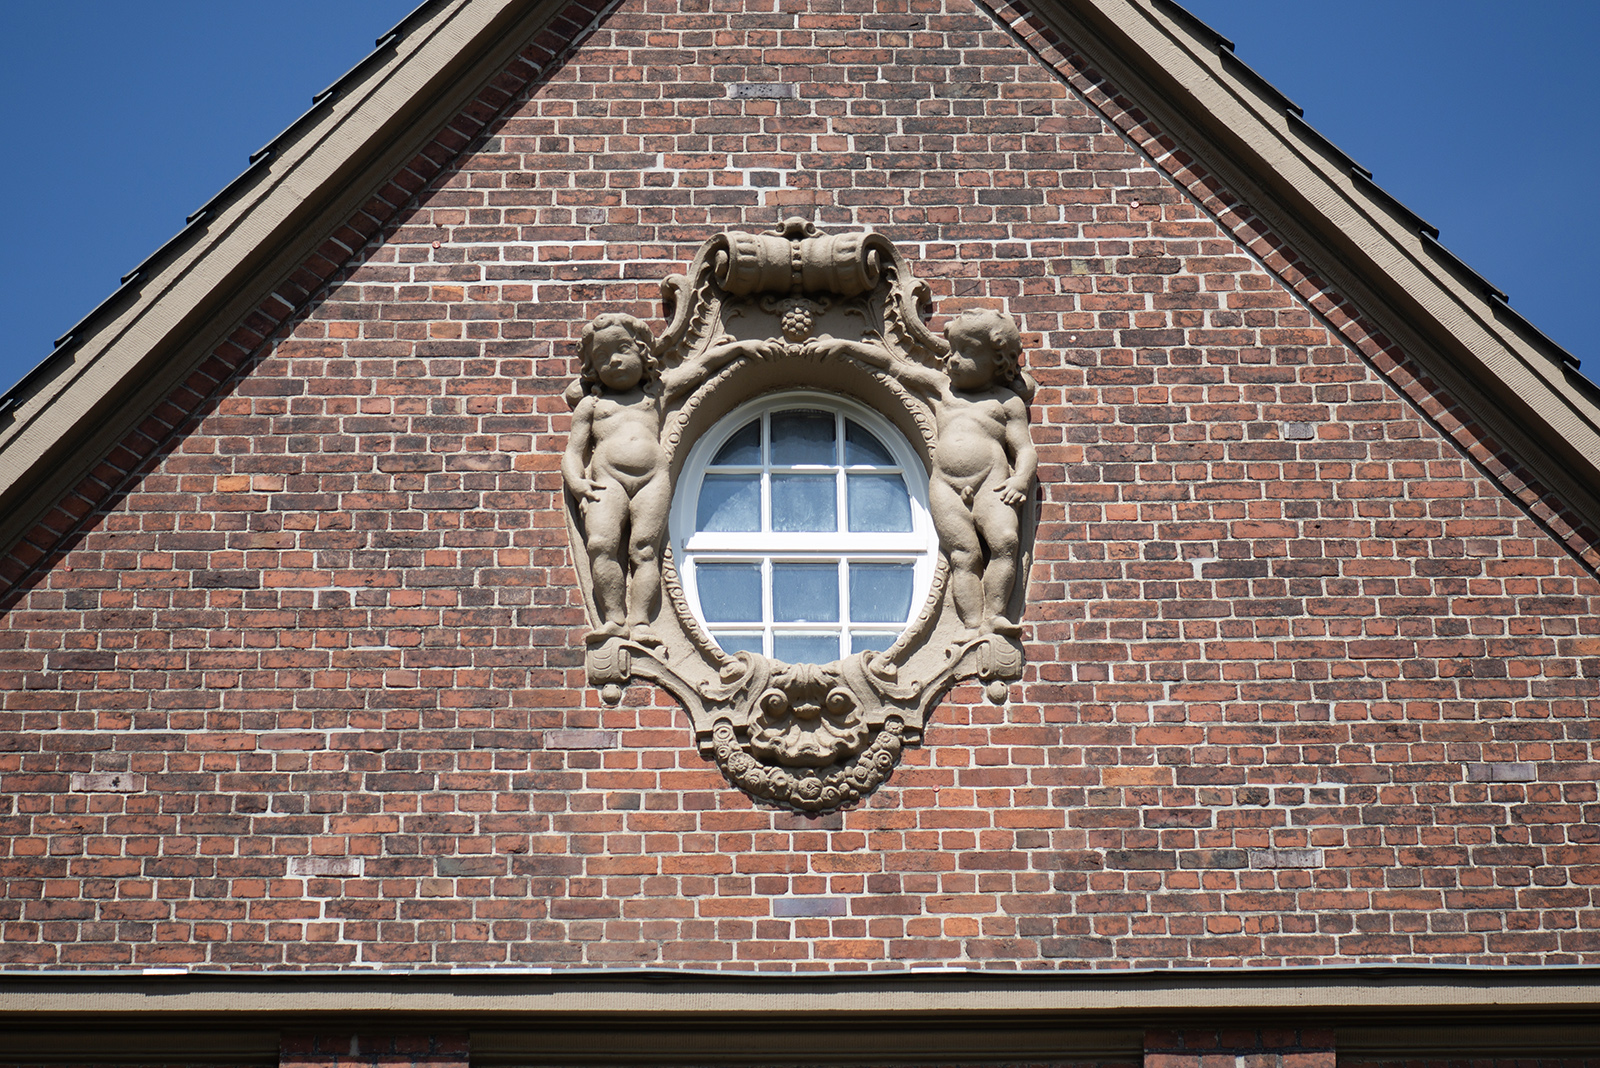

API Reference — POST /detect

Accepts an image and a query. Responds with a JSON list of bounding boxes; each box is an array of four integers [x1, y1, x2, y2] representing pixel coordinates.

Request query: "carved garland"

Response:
[[562, 220, 1036, 814]]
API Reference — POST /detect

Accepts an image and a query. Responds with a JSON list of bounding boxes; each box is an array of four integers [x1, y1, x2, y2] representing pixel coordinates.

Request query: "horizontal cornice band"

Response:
[[3, 966, 1599, 1018]]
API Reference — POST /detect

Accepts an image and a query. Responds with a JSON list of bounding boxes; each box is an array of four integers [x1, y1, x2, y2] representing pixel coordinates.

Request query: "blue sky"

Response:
[[1, 2, 1594, 397], [1180, 0, 1598, 381]]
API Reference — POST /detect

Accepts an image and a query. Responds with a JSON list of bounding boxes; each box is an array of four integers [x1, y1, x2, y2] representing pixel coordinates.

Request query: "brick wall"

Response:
[[1, 0, 1597, 971], [282, 1034, 468, 1068], [1147, 1029, 1334, 1068], [1344, 1059, 1600, 1068]]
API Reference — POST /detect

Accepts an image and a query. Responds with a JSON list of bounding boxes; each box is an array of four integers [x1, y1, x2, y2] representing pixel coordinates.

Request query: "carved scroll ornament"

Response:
[[561, 220, 1036, 814]]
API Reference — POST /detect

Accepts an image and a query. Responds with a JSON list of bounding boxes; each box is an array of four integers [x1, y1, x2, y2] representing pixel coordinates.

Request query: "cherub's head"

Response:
[[578, 312, 657, 394], [943, 309, 1023, 390]]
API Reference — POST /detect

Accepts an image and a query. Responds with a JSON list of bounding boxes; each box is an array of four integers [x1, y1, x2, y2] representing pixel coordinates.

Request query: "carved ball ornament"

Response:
[[561, 220, 1037, 814]]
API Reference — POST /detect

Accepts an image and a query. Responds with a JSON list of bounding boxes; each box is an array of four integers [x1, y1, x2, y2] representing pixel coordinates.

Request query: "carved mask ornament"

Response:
[[562, 220, 1036, 814]]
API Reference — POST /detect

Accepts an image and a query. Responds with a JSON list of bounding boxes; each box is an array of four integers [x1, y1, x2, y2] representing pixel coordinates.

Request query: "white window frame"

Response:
[[670, 391, 938, 662]]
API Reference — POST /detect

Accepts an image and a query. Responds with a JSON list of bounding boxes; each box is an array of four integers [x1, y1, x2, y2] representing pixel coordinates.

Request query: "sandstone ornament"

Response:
[[563, 220, 1036, 813]]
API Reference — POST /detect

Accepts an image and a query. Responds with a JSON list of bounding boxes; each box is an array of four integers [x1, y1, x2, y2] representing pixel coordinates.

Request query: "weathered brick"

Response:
[[1465, 762, 1538, 783]]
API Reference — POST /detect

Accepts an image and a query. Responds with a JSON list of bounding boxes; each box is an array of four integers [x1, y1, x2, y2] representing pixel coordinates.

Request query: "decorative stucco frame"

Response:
[[562, 221, 1036, 813]]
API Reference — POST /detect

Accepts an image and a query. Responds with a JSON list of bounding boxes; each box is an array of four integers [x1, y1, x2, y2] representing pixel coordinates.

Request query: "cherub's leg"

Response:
[[930, 477, 983, 637], [583, 480, 628, 636], [624, 471, 672, 643], [973, 481, 1021, 635]]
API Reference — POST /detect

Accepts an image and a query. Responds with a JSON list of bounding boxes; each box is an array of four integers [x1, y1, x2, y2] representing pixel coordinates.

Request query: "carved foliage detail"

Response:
[[715, 717, 905, 814]]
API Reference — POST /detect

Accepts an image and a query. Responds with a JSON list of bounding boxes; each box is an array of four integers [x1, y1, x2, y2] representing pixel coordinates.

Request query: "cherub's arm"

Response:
[[562, 396, 601, 501], [996, 393, 1037, 506], [804, 335, 945, 396], [890, 354, 948, 397], [660, 337, 778, 401]]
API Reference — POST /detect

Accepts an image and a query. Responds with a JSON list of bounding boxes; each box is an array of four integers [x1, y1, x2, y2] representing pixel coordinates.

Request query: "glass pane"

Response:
[[770, 410, 836, 466], [850, 632, 898, 655], [712, 420, 761, 465], [772, 563, 839, 622], [772, 474, 837, 532], [849, 563, 914, 623], [713, 632, 765, 657], [844, 420, 895, 466], [774, 633, 842, 664], [847, 473, 913, 532], [697, 475, 760, 531], [697, 564, 762, 622]]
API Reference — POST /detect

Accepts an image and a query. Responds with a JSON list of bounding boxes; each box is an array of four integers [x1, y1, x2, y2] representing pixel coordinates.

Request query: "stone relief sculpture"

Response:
[[805, 309, 1038, 641], [561, 313, 775, 645], [561, 220, 1035, 814]]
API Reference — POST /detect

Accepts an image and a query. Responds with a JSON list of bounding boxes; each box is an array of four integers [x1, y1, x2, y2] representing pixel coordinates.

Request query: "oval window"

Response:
[[671, 392, 937, 663]]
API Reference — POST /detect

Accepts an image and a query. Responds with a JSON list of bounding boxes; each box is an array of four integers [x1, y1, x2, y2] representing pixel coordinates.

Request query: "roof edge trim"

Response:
[[0, 0, 576, 564], [1042, 0, 1600, 555]]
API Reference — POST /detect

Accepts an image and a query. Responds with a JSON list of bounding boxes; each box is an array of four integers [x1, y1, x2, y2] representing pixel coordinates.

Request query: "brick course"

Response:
[[1146, 1029, 1335, 1068], [282, 1034, 468, 1068], [1, 0, 1597, 971]]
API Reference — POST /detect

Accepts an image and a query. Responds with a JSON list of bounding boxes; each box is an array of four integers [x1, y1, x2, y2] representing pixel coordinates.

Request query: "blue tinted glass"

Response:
[[697, 475, 760, 531], [713, 632, 765, 656], [849, 563, 914, 623], [770, 410, 835, 465], [697, 564, 762, 622], [844, 420, 894, 465], [774, 633, 842, 664], [772, 563, 839, 622], [711, 420, 761, 465], [771, 475, 837, 532], [846, 473, 912, 532], [850, 632, 898, 654]]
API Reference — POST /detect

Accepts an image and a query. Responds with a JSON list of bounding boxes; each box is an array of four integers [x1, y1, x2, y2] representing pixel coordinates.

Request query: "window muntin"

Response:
[[673, 393, 936, 662]]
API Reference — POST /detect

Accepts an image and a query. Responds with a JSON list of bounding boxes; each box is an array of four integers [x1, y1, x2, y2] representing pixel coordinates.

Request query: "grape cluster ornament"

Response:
[[765, 294, 831, 346]]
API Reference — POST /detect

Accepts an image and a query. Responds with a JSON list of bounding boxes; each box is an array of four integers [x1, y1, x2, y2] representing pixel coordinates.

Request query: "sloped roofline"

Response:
[[0, 0, 569, 557], [1024, 0, 1600, 542], [1, 0, 1597, 564]]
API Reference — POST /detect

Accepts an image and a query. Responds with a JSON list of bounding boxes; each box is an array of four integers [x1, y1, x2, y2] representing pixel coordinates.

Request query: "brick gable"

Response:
[[1, 0, 1597, 971]]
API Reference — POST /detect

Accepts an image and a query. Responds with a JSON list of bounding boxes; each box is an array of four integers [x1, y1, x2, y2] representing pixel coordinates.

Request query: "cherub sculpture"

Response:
[[806, 309, 1037, 639], [563, 313, 775, 644]]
